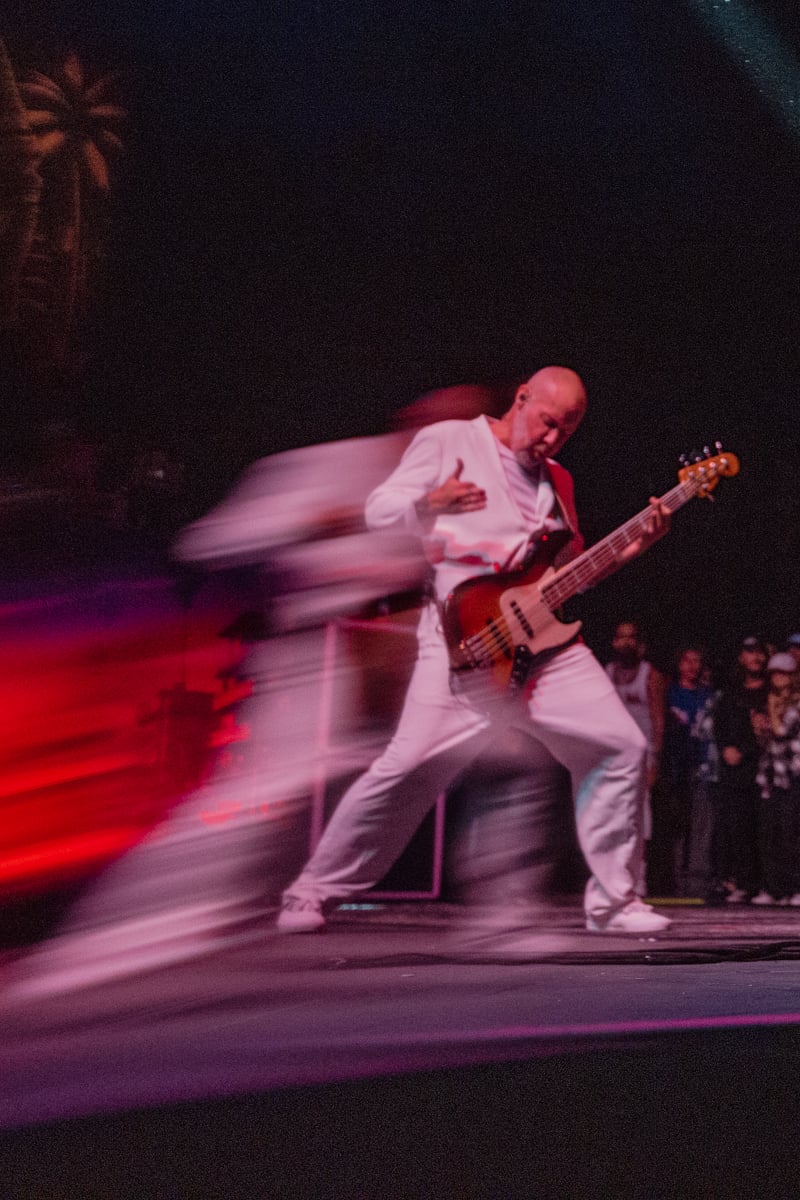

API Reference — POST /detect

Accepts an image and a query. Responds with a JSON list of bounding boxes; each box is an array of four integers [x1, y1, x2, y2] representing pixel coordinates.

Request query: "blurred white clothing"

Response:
[[285, 417, 648, 923]]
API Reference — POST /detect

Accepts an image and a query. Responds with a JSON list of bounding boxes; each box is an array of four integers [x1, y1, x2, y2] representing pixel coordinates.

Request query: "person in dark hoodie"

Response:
[[713, 636, 768, 902]]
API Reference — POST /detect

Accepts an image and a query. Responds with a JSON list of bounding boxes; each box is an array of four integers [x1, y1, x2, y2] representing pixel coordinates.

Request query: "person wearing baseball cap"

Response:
[[752, 652, 800, 905], [768, 652, 797, 675], [785, 634, 800, 675]]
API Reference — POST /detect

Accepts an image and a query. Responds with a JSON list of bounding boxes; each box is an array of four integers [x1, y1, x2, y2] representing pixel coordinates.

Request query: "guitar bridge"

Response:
[[457, 639, 484, 668]]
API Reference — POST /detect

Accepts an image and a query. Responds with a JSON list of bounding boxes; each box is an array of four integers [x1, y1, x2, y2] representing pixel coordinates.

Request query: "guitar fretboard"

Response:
[[540, 476, 700, 610], [459, 450, 737, 671]]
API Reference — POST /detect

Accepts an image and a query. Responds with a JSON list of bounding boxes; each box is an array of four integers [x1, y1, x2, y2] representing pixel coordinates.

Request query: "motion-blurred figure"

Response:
[[3, 386, 498, 996]]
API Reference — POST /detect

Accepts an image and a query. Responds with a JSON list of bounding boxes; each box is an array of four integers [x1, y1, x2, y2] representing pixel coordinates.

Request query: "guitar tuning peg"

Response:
[[692, 450, 703, 464], [714, 439, 723, 452], [703, 445, 711, 457], [679, 452, 689, 466]]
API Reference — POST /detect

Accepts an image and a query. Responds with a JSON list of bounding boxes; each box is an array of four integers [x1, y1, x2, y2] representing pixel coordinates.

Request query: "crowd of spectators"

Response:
[[607, 622, 800, 905]]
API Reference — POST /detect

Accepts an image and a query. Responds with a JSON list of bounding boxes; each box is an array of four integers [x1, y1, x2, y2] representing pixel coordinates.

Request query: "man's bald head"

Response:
[[523, 366, 587, 416], [493, 365, 587, 468]]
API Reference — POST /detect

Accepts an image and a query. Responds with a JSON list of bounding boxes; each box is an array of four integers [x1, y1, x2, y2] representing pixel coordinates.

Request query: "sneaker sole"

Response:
[[586, 917, 672, 934], [276, 916, 327, 934]]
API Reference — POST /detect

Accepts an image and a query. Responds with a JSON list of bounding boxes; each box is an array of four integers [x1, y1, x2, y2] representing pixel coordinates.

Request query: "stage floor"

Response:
[[2, 900, 800, 1196], [2, 900, 800, 1127]]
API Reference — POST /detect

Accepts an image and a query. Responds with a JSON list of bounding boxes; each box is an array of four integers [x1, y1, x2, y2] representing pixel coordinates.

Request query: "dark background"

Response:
[[3, 0, 799, 666]]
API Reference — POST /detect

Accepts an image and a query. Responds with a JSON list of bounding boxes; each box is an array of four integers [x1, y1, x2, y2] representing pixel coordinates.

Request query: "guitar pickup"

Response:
[[510, 600, 534, 639]]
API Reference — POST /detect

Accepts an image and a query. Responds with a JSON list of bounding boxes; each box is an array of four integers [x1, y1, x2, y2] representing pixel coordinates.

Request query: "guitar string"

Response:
[[477, 619, 513, 662], [466, 621, 510, 664], [540, 477, 699, 609], [462, 456, 736, 666], [463, 469, 713, 666]]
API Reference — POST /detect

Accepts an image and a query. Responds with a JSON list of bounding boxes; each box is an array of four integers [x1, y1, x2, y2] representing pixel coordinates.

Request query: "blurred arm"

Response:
[[365, 427, 445, 535]]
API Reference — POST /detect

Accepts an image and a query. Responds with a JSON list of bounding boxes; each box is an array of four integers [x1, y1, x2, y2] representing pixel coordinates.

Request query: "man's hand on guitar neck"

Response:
[[589, 496, 671, 586], [414, 458, 487, 519], [615, 497, 671, 566]]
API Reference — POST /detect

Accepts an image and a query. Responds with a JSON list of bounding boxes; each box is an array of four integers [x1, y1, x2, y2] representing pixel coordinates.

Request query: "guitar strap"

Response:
[[518, 460, 582, 571], [546, 460, 582, 543]]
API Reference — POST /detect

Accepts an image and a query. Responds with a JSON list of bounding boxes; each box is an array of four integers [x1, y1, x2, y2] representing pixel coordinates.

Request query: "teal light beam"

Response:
[[689, 0, 800, 139]]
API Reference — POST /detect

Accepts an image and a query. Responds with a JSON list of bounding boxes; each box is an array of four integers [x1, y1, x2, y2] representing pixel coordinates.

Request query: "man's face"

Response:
[[679, 650, 703, 685], [739, 646, 766, 675], [508, 379, 586, 470], [612, 624, 642, 665], [770, 670, 793, 696]]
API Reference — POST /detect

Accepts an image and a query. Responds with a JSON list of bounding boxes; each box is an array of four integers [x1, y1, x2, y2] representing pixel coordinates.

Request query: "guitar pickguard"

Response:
[[441, 540, 581, 694]]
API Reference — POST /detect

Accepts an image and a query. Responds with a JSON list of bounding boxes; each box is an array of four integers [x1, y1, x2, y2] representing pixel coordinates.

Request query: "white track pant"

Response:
[[285, 604, 647, 921]]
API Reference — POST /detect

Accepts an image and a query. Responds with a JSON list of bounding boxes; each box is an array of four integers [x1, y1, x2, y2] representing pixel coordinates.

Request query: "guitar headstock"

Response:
[[678, 442, 740, 498]]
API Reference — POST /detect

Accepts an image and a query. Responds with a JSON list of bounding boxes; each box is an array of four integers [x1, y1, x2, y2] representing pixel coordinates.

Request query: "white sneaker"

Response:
[[789, 894, 800, 907], [586, 900, 672, 934], [750, 891, 776, 906], [276, 895, 326, 933]]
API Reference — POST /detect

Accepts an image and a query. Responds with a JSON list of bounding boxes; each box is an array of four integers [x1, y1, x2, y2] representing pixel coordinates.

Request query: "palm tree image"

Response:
[[0, 37, 43, 332], [17, 51, 126, 370]]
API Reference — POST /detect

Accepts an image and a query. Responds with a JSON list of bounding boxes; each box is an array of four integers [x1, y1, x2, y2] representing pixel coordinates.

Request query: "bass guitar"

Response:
[[442, 445, 739, 695]]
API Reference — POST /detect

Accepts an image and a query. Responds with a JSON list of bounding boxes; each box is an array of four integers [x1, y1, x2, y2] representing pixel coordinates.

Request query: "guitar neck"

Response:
[[541, 476, 701, 609]]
